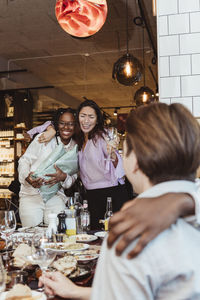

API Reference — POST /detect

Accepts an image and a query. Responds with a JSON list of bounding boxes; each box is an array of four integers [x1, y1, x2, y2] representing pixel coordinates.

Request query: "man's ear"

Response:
[[131, 151, 139, 173], [133, 162, 139, 173]]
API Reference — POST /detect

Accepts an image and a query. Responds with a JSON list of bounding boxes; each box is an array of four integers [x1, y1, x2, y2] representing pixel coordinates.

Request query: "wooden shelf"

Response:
[[0, 117, 13, 121], [14, 127, 27, 130], [0, 185, 10, 188], [0, 137, 14, 140], [15, 138, 26, 141]]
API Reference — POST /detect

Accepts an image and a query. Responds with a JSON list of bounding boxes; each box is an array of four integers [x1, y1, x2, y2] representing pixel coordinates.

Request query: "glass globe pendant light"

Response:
[[134, 21, 156, 106], [112, 0, 143, 86], [134, 86, 155, 106]]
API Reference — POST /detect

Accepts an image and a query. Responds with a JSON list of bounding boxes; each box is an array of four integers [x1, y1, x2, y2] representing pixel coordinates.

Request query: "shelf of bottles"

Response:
[[0, 129, 15, 199]]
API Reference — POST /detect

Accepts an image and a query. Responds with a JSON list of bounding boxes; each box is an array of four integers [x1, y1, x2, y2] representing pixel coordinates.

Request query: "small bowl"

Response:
[[7, 270, 28, 288], [94, 231, 107, 240]]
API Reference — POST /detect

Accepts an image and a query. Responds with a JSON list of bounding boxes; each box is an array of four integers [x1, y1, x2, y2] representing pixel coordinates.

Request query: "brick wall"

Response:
[[157, 0, 200, 117]]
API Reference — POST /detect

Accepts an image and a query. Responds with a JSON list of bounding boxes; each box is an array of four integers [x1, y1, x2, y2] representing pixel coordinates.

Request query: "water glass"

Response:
[[0, 256, 5, 294], [0, 211, 16, 260], [31, 232, 56, 273]]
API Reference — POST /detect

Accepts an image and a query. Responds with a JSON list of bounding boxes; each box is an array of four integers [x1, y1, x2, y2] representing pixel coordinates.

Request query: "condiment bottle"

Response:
[[57, 211, 67, 234], [46, 213, 57, 238]]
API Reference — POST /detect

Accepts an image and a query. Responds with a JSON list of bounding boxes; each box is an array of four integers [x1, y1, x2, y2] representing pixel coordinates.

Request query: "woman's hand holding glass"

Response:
[[105, 127, 119, 163]]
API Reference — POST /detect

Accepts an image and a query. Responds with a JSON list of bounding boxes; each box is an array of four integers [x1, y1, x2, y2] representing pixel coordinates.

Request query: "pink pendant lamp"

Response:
[[55, 0, 108, 38]]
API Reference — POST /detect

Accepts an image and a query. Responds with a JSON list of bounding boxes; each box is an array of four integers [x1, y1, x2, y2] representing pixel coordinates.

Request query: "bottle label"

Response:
[[81, 215, 90, 227], [104, 218, 109, 231]]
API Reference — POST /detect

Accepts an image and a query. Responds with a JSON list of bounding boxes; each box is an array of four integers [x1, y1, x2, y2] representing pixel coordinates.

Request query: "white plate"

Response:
[[74, 234, 98, 243], [75, 253, 99, 262], [12, 232, 34, 238], [0, 290, 46, 300], [18, 227, 46, 233], [17, 227, 29, 232], [45, 242, 89, 253], [94, 231, 107, 239]]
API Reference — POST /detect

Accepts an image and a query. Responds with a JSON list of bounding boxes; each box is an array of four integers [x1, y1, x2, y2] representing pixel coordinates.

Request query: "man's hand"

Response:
[[39, 272, 78, 298], [39, 271, 91, 299], [44, 165, 67, 187], [107, 193, 195, 259], [25, 172, 44, 188]]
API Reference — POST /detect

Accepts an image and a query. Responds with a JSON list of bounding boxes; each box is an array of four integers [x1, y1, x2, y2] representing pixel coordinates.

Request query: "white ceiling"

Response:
[[0, 0, 157, 116]]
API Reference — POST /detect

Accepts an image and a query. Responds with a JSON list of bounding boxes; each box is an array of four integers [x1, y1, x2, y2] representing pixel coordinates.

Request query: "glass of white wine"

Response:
[[104, 127, 120, 161]]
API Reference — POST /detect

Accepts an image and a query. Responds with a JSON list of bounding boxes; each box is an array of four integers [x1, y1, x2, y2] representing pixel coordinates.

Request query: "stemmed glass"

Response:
[[104, 127, 120, 161], [0, 211, 16, 260], [0, 256, 5, 294], [31, 232, 56, 274]]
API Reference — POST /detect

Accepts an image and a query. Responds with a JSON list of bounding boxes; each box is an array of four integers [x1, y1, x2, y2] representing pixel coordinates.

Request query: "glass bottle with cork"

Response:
[[104, 197, 113, 231], [80, 200, 90, 233], [74, 192, 82, 233]]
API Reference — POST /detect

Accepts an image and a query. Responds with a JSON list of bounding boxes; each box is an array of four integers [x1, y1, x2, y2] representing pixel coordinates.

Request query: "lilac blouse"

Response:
[[27, 121, 51, 138], [78, 137, 125, 190]]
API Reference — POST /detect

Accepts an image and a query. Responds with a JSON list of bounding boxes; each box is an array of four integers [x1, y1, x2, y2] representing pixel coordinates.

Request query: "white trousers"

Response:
[[19, 194, 66, 227]]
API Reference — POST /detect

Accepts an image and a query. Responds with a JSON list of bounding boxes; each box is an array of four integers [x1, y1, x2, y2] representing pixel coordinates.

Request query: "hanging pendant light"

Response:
[[55, 0, 108, 38], [134, 20, 156, 106], [134, 86, 155, 106], [112, 0, 143, 86]]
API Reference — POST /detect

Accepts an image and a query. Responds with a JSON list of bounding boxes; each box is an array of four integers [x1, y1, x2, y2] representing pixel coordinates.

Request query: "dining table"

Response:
[[1, 230, 104, 300]]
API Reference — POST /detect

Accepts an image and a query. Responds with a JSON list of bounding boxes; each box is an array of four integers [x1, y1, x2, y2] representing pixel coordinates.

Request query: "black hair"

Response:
[[76, 99, 106, 150], [52, 107, 77, 144]]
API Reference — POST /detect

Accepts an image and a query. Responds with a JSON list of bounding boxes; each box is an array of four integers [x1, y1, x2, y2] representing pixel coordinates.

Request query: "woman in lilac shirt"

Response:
[[77, 99, 129, 229]]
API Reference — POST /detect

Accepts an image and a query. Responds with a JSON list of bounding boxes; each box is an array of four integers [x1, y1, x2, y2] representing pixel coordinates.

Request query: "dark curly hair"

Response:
[[76, 99, 107, 150], [52, 107, 77, 144]]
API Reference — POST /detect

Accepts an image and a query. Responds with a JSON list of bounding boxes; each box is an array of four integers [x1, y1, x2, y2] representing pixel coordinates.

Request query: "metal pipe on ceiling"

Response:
[[137, 0, 157, 64]]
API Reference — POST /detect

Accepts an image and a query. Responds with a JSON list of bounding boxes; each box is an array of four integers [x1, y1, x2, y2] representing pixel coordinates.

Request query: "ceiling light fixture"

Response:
[[55, 0, 108, 38], [113, 108, 118, 116], [134, 18, 155, 106], [112, 0, 143, 86]]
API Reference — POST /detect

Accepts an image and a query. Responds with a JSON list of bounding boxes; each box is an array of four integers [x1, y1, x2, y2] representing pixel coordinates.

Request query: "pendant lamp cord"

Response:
[[142, 24, 145, 86], [126, 0, 129, 55], [84, 55, 87, 94]]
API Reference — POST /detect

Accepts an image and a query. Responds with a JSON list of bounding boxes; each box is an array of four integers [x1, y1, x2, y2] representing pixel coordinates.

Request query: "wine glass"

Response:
[[0, 256, 5, 294], [31, 232, 56, 274], [0, 211, 16, 260], [104, 127, 120, 161]]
